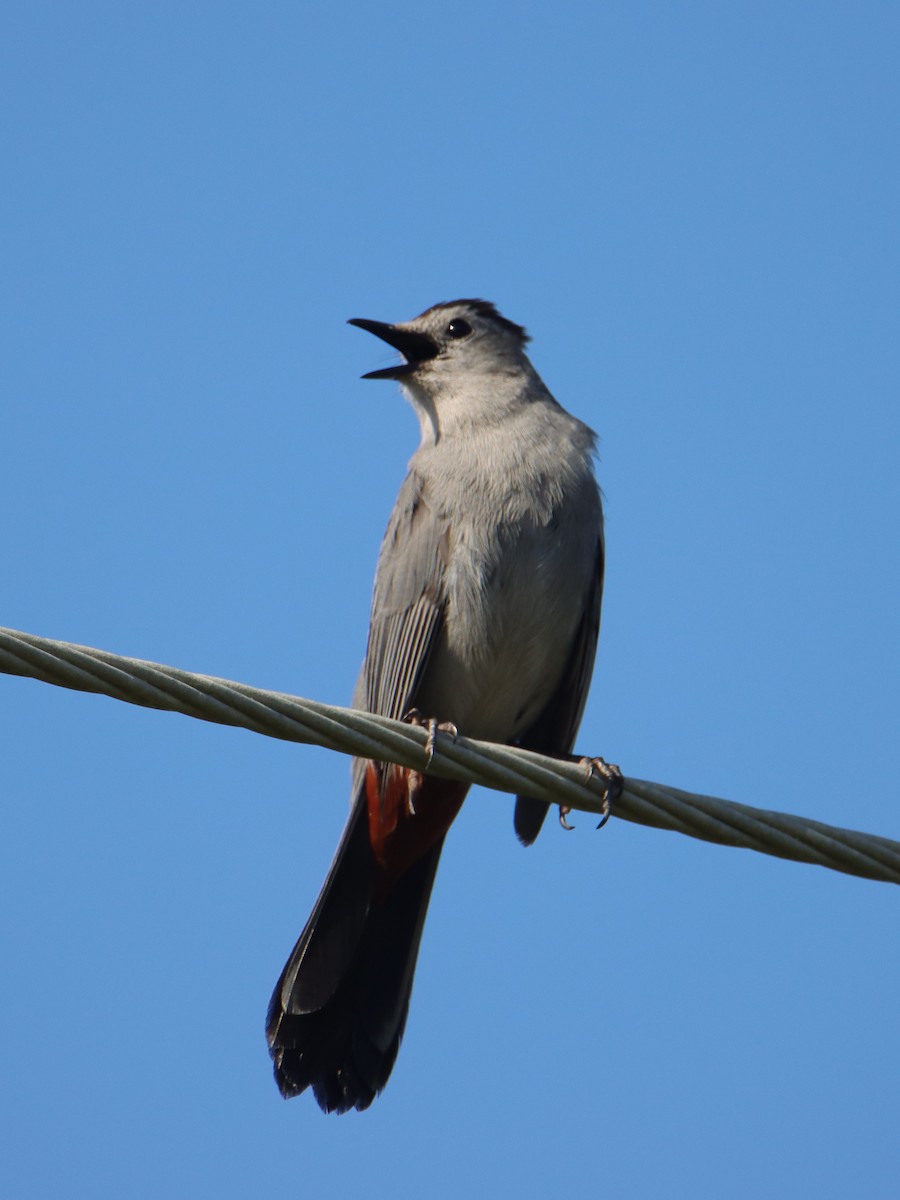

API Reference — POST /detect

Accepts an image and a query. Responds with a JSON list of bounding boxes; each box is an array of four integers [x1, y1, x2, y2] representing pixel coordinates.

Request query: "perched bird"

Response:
[[266, 299, 616, 1112]]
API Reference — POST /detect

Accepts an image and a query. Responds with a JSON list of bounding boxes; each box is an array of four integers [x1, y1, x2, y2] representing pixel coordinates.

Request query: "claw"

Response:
[[406, 771, 421, 816], [558, 805, 575, 831], [403, 709, 458, 768], [402, 710, 459, 814], [578, 756, 623, 831]]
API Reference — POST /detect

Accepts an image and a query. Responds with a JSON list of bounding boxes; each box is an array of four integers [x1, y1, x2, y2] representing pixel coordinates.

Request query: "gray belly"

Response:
[[415, 519, 592, 743]]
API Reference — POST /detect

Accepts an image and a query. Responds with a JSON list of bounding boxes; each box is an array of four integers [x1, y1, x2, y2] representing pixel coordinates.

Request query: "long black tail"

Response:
[[266, 796, 444, 1113]]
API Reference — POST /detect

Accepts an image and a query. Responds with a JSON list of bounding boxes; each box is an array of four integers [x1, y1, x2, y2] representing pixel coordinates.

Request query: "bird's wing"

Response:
[[362, 469, 450, 722], [269, 471, 451, 1022], [513, 535, 605, 845]]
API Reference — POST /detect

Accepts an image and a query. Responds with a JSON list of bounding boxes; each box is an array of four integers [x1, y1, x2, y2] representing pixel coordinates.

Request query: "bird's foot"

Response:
[[558, 756, 623, 832], [402, 709, 459, 814]]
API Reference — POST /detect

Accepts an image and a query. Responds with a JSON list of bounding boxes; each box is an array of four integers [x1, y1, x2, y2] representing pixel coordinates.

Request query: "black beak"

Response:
[[348, 318, 439, 380]]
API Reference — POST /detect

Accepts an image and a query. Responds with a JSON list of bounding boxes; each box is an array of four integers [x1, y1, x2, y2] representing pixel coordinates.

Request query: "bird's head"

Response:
[[349, 299, 539, 442]]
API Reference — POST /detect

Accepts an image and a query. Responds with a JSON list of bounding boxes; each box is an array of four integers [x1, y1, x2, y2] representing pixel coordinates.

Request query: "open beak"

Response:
[[348, 318, 439, 380]]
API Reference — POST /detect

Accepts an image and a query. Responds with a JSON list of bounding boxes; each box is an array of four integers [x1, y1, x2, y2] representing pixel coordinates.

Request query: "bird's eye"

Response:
[[447, 318, 472, 339]]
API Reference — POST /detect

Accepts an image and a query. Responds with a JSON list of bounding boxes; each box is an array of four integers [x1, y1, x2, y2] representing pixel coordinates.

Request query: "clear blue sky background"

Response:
[[2, 3, 898, 1196]]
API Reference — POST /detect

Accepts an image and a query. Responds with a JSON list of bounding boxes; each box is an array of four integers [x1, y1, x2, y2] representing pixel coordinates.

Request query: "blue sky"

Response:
[[2, 2, 899, 1196]]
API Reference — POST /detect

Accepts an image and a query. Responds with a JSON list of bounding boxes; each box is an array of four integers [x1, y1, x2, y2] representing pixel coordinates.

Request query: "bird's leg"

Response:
[[558, 756, 623, 831], [402, 709, 459, 815]]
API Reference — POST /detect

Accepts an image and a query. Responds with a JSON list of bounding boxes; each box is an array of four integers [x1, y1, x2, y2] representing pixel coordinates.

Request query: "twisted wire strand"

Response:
[[1, 625, 898, 884]]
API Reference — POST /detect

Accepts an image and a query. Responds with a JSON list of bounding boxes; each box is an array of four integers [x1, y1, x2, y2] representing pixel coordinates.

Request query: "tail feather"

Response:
[[266, 795, 445, 1113]]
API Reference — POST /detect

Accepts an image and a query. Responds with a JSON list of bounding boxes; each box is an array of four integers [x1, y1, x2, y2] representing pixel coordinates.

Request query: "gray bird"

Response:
[[266, 299, 616, 1113]]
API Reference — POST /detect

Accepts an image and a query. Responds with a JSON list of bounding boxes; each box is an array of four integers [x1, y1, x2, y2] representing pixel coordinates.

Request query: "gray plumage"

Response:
[[267, 300, 606, 1110], [357, 300, 604, 832]]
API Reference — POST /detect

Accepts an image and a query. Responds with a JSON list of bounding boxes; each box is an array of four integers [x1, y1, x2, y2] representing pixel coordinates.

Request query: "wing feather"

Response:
[[513, 536, 605, 844], [362, 470, 449, 722]]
